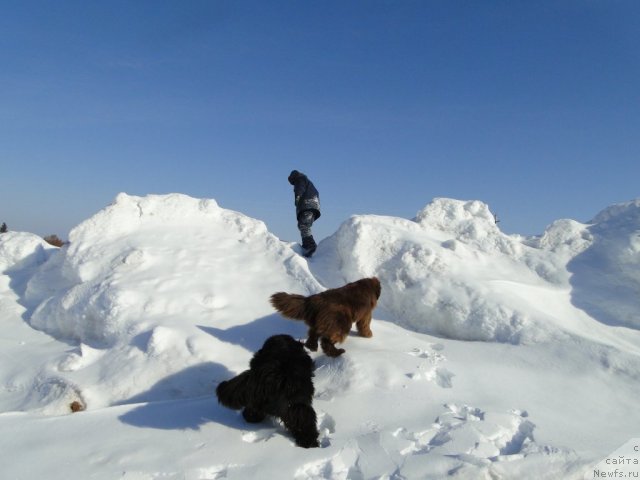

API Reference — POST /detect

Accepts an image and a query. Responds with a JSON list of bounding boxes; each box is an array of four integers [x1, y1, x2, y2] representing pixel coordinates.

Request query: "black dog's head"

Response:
[[283, 403, 320, 448]]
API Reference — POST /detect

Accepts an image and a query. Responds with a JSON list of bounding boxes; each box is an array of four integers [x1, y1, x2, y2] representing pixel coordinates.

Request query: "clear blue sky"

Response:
[[2, 1, 639, 242]]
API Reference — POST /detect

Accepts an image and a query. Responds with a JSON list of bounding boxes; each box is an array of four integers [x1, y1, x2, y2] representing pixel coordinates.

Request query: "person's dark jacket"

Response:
[[288, 170, 321, 220]]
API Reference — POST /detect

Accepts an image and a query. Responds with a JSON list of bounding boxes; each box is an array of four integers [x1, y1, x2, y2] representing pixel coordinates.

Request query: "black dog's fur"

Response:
[[215, 334, 320, 448]]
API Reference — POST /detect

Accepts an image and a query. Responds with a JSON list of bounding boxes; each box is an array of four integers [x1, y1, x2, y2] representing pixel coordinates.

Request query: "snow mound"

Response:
[[15, 193, 320, 409], [0, 231, 58, 314], [312, 197, 640, 343], [315, 198, 587, 343], [26, 193, 317, 347], [0, 231, 56, 273], [414, 198, 505, 252], [568, 199, 640, 329]]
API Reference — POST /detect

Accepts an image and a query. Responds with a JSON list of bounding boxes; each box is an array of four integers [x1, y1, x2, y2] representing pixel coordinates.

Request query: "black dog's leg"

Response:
[[242, 406, 266, 423], [320, 337, 345, 357]]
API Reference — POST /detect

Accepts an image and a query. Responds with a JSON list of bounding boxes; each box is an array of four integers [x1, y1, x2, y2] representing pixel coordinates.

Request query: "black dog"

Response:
[[215, 334, 320, 448]]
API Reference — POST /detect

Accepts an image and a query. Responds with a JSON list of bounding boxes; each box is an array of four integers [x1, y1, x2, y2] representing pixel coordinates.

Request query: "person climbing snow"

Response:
[[288, 170, 321, 257]]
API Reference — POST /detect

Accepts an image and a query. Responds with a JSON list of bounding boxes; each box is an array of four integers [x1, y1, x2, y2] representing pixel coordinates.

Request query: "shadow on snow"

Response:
[[197, 313, 307, 352]]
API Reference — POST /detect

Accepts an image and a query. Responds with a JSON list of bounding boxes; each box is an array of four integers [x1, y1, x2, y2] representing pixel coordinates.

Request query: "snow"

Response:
[[1, 192, 639, 479]]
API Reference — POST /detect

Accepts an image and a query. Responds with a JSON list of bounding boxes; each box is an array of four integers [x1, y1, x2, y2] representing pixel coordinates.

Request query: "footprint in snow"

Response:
[[241, 428, 276, 444], [316, 410, 335, 447], [428, 403, 538, 460], [190, 465, 228, 479], [405, 345, 454, 388]]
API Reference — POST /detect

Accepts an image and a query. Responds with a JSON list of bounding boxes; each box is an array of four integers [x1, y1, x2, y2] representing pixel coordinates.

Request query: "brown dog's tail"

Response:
[[270, 292, 307, 320]]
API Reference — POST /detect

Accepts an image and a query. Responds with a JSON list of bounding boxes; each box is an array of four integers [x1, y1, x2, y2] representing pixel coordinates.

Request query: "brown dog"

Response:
[[270, 277, 381, 357]]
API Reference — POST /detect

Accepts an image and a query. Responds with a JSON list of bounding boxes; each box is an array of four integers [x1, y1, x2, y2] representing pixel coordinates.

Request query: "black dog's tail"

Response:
[[270, 292, 307, 320], [216, 370, 252, 410]]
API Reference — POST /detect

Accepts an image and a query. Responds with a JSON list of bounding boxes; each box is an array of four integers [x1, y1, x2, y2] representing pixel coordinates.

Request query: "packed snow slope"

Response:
[[1, 193, 639, 480]]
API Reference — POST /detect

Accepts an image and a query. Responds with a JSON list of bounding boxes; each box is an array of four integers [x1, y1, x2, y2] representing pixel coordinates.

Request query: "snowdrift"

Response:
[[25, 193, 320, 347], [567, 198, 640, 329], [6, 193, 322, 412], [1, 192, 640, 479], [312, 197, 639, 344]]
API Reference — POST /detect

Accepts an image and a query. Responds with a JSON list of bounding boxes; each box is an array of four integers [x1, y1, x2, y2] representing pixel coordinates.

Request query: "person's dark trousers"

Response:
[[298, 211, 315, 240], [298, 211, 316, 255]]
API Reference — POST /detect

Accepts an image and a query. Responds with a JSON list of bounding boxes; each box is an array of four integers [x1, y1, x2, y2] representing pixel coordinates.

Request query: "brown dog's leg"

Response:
[[305, 330, 319, 351], [356, 311, 373, 338], [321, 337, 345, 357]]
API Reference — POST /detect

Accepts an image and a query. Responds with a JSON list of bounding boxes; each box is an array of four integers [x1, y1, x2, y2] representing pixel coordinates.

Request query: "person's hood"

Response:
[[288, 170, 305, 185]]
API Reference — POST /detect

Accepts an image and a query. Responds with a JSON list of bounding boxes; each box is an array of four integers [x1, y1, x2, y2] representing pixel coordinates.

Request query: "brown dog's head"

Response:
[[367, 277, 381, 299]]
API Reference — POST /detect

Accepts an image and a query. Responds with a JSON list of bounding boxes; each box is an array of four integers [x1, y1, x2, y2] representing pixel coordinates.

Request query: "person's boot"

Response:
[[301, 236, 317, 257]]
